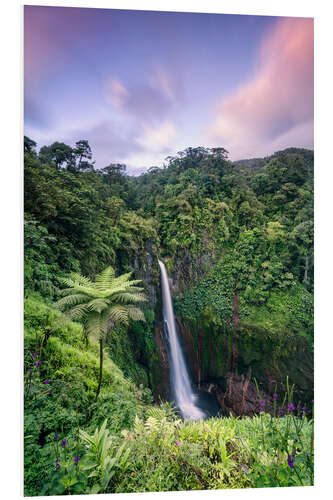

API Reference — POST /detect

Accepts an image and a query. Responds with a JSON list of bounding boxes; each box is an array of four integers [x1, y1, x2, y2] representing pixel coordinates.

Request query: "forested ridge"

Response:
[[24, 136, 314, 494]]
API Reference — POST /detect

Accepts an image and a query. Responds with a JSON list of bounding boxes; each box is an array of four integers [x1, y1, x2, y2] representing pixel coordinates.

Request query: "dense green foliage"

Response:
[[24, 298, 313, 495], [24, 137, 314, 494]]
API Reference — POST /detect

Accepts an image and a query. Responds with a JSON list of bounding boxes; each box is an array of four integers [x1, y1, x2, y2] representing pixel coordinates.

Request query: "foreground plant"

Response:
[[250, 377, 314, 487], [55, 267, 146, 400]]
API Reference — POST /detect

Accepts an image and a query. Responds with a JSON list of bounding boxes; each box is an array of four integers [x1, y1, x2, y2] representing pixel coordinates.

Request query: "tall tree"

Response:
[[73, 140, 95, 171], [39, 142, 75, 169], [24, 136, 37, 154]]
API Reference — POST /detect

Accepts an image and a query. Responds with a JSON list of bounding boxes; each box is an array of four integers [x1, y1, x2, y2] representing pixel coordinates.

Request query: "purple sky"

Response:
[[24, 6, 313, 174]]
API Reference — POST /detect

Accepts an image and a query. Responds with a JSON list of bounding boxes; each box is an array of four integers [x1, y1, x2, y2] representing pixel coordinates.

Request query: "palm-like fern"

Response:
[[55, 266, 146, 400]]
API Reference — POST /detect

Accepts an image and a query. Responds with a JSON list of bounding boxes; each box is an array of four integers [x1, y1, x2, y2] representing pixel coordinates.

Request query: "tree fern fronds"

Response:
[[85, 313, 102, 340], [111, 292, 147, 304], [121, 285, 145, 293], [55, 293, 90, 310], [64, 303, 89, 322], [71, 283, 105, 298], [94, 266, 115, 289], [127, 306, 146, 322], [111, 272, 133, 284], [86, 298, 109, 313], [110, 275, 139, 288], [57, 287, 83, 297], [107, 305, 130, 325], [58, 276, 77, 288], [70, 272, 94, 287]]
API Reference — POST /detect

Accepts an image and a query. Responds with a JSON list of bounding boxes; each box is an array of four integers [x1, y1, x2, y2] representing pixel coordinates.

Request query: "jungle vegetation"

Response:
[[24, 137, 314, 494]]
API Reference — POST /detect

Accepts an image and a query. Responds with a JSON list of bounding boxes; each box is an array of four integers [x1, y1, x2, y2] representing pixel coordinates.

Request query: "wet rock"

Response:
[[150, 323, 171, 402]]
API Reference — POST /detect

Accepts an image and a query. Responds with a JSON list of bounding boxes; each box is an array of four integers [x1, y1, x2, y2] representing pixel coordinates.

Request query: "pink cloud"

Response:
[[207, 18, 313, 159], [24, 8, 61, 85], [105, 79, 129, 109], [150, 67, 177, 102]]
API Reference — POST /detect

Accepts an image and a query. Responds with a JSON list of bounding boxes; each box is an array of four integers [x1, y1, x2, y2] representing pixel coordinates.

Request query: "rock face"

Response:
[[150, 313, 313, 414], [132, 240, 160, 309], [151, 323, 171, 402], [151, 322, 276, 416], [168, 249, 216, 296], [200, 370, 274, 417], [221, 370, 273, 416]]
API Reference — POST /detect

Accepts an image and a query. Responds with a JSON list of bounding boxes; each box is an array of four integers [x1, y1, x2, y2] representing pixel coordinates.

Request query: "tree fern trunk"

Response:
[[95, 338, 103, 402]]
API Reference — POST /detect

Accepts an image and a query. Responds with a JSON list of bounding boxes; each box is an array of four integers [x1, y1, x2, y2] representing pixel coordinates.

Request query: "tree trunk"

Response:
[[304, 253, 309, 282], [95, 338, 104, 402], [231, 291, 239, 374]]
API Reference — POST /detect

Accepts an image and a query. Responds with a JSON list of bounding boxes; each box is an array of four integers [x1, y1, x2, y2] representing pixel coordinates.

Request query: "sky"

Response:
[[24, 6, 313, 174]]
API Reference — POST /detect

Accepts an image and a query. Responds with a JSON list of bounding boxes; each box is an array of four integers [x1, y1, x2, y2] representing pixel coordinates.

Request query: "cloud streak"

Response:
[[104, 67, 181, 124], [207, 18, 313, 159], [136, 121, 177, 152]]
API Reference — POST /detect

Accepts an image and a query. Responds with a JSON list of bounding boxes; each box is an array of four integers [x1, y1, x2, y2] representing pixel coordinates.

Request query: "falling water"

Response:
[[158, 259, 205, 421]]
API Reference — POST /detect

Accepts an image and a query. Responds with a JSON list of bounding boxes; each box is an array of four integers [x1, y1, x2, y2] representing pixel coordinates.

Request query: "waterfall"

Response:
[[158, 259, 205, 421]]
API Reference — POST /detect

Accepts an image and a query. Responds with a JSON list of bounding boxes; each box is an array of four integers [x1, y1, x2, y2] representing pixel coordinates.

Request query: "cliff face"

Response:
[[166, 249, 216, 296], [179, 319, 313, 405], [129, 245, 313, 415], [150, 314, 313, 415], [132, 240, 160, 309]]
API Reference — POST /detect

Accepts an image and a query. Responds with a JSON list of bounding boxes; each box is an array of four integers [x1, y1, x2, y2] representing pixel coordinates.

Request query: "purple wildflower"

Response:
[[241, 464, 249, 475], [176, 441, 181, 446], [74, 456, 81, 466], [278, 409, 284, 416], [302, 407, 307, 413], [260, 400, 265, 406], [60, 439, 67, 448], [259, 407, 264, 413], [55, 458, 61, 471], [53, 433, 58, 441], [35, 361, 41, 367], [288, 403, 295, 412], [32, 352, 38, 358], [43, 379, 50, 384], [273, 393, 278, 400], [287, 454, 295, 469], [297, 404, 302, 410]]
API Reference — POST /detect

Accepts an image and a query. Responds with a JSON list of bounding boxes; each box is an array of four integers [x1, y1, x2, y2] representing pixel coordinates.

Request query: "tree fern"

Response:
[[55, 267, 146, 400]]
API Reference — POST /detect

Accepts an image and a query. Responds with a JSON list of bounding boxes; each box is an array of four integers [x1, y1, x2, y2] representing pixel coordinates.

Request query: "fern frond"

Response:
[[94, 267, 115, 290], [55, 293, 89, 311], [58, 276, 77, 288], [87, 298, 109, 314], [127, 306, 146, 322], [121, 286, 145, 293], [111, 272, 133, 285], [57, 287, 82, 297], [85, 314, 103, 341], [107, 306, 129, 325], [72, 284, 105, 298], [65, 303, 89, 321], [112, 292, 147, 304], [70, 272, 94, 287], [146, 407, 167, 422]]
